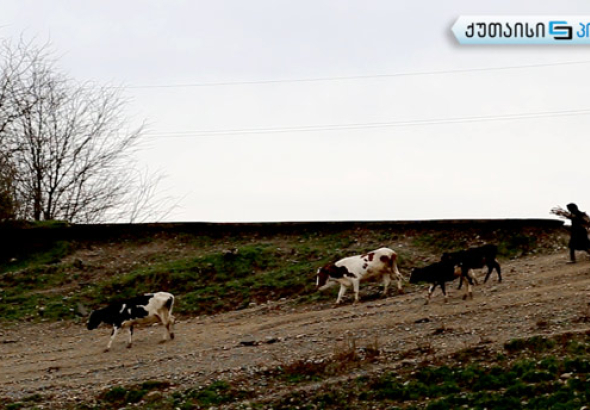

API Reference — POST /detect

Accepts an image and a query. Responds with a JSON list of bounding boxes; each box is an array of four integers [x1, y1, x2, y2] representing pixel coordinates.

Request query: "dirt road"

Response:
[[2, 252, 590, 407]]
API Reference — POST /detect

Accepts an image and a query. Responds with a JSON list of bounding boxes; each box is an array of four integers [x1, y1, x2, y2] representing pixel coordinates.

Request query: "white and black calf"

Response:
[[87, 292, 175, 352], [316, 247, 404, 304]]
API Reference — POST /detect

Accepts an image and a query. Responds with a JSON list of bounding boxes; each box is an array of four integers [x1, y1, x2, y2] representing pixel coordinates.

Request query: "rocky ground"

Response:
[[2, 251, 590, 408]]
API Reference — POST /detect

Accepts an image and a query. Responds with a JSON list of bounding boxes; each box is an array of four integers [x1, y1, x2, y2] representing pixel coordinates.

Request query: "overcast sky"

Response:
[[2, 1, 590, 222]]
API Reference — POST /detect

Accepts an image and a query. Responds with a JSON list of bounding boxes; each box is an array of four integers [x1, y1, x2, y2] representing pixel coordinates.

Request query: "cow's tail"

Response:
[[165, 295, 175, 314], [390, 252, 408, 282]]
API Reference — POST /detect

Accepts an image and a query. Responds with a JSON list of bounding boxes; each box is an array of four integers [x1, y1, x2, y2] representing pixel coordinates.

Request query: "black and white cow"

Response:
[[409, 259, 475, 304], [87, 292, 175, 352], [442, 244, 501, 289], [316, 247, 404, 304]]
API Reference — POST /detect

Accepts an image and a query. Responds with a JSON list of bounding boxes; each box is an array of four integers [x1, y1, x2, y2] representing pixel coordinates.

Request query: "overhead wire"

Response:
[[120, 60, 590, 139], [122, 60, 590, 89], [143, 108, 590, 139]]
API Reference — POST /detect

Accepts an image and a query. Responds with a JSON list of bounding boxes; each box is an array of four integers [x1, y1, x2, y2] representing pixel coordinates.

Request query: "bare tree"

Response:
[[0, 38, 52, 142], [0, 155, 16, 221], [0, 38, 49, 221], [9, 77, 142, 222], [112, 167, 179, 224], [1, 38, 168, 223]]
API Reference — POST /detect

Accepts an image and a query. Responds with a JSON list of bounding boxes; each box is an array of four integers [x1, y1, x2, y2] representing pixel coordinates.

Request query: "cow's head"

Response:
[[316, 265, 332, 289], [316, 264, 353, 290], [87, 309, 103, 330]]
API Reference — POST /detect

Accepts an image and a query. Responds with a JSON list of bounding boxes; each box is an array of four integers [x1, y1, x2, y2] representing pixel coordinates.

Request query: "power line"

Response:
[[144, 108, 590, 139], [123, 60, 590, 89]]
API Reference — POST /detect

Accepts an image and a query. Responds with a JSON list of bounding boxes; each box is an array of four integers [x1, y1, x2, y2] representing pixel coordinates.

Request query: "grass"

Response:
[[0, 260, 81, 321], [95, 381, 172, 408], [0, 240, 331, 321], [0, 222, 565, 323], [277, 337, 380, 384], [79, 243, 328, 316], [0, 239, 77, 321], [0, 392, 45, 410], [412, 230, 539, 261], [411, 232, 469, 255], [504, 335, 558, 353], [265, 332, 590, 410], [66, 379, 254, 410], [0, 240, 72, 274], [18, 332, 584, 410], [0, 228, 389, 322]]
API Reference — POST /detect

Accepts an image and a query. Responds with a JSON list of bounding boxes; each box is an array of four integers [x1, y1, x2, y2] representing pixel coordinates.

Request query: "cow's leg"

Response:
[[160, 324, 169, 342], [469, 269, 479, 286], [485, 260, 502, 282], [382, 274, 391, 297], [484, 262, 496, 283], [395, 272, 404, 294], [440, 282, 448, 303], [352, 279, 361, 304], [392, 263, 405, 293], [462, 276, 474, 300], [158, 311, 175, 343], [484, 265, 491, 283], [127, 326, 133, 349], [335, 284, 347, 304], [426, 283, 436, 305], [462, 269, 474, 300], [105, 326, 120, 352], [167, 314, 175, 340], [153, 313, 170, 344], [494, 260, 502, 282]]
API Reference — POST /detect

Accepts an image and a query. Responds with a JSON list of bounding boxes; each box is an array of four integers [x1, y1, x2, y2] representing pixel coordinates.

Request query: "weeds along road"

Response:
[[1, 252, 590, 407]]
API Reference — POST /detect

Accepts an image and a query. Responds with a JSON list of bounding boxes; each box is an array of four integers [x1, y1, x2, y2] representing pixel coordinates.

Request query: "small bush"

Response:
[[504, 335, 556, 353], [99, 386, 128, 404]]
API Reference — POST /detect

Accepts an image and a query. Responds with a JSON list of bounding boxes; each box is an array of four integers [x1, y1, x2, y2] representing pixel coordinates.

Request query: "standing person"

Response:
[[552, 203, 590, 263]]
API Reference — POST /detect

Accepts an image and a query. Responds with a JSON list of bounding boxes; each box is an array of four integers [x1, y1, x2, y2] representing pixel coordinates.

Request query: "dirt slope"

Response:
[[2, 252, 590, 408]]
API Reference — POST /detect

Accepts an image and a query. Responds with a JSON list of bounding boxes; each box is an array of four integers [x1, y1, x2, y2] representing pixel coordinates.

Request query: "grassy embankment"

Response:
[[0, 220, 563, 322]]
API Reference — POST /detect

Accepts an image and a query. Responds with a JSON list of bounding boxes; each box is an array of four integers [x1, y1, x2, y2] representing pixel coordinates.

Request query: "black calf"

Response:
[[443, 244, 501, 289], [410, 259, 473, 304]]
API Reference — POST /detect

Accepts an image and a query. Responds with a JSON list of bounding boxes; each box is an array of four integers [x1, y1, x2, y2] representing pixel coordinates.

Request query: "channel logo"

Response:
[[452, 16, 590, 45]]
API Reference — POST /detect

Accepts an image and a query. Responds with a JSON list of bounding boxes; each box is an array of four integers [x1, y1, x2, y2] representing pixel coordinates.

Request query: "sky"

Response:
[[2, 1, 590, 222]]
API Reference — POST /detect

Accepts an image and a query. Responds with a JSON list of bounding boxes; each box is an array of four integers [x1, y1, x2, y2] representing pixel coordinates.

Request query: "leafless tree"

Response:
[[1, 38, 169, 223], [109, 167, 179, 223], [0, 156, 16, 220], [0, 38, 48, 221], [0, 39, 52, 142]]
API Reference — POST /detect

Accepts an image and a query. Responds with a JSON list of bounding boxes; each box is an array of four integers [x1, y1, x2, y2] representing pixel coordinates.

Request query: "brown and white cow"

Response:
[[316, 247, 404, 304]]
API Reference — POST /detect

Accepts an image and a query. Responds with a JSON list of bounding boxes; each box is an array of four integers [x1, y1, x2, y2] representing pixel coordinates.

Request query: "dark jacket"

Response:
[[569, 211, 590, 250]]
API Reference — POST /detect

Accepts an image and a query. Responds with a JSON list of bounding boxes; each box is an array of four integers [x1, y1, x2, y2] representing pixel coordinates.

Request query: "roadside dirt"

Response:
[[2, 251, 590, 408]]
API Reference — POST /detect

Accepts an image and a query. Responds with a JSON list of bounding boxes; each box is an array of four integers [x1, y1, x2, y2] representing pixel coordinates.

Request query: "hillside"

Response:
[[2, 219, 590, 409], [0, 219, 565, 321]]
